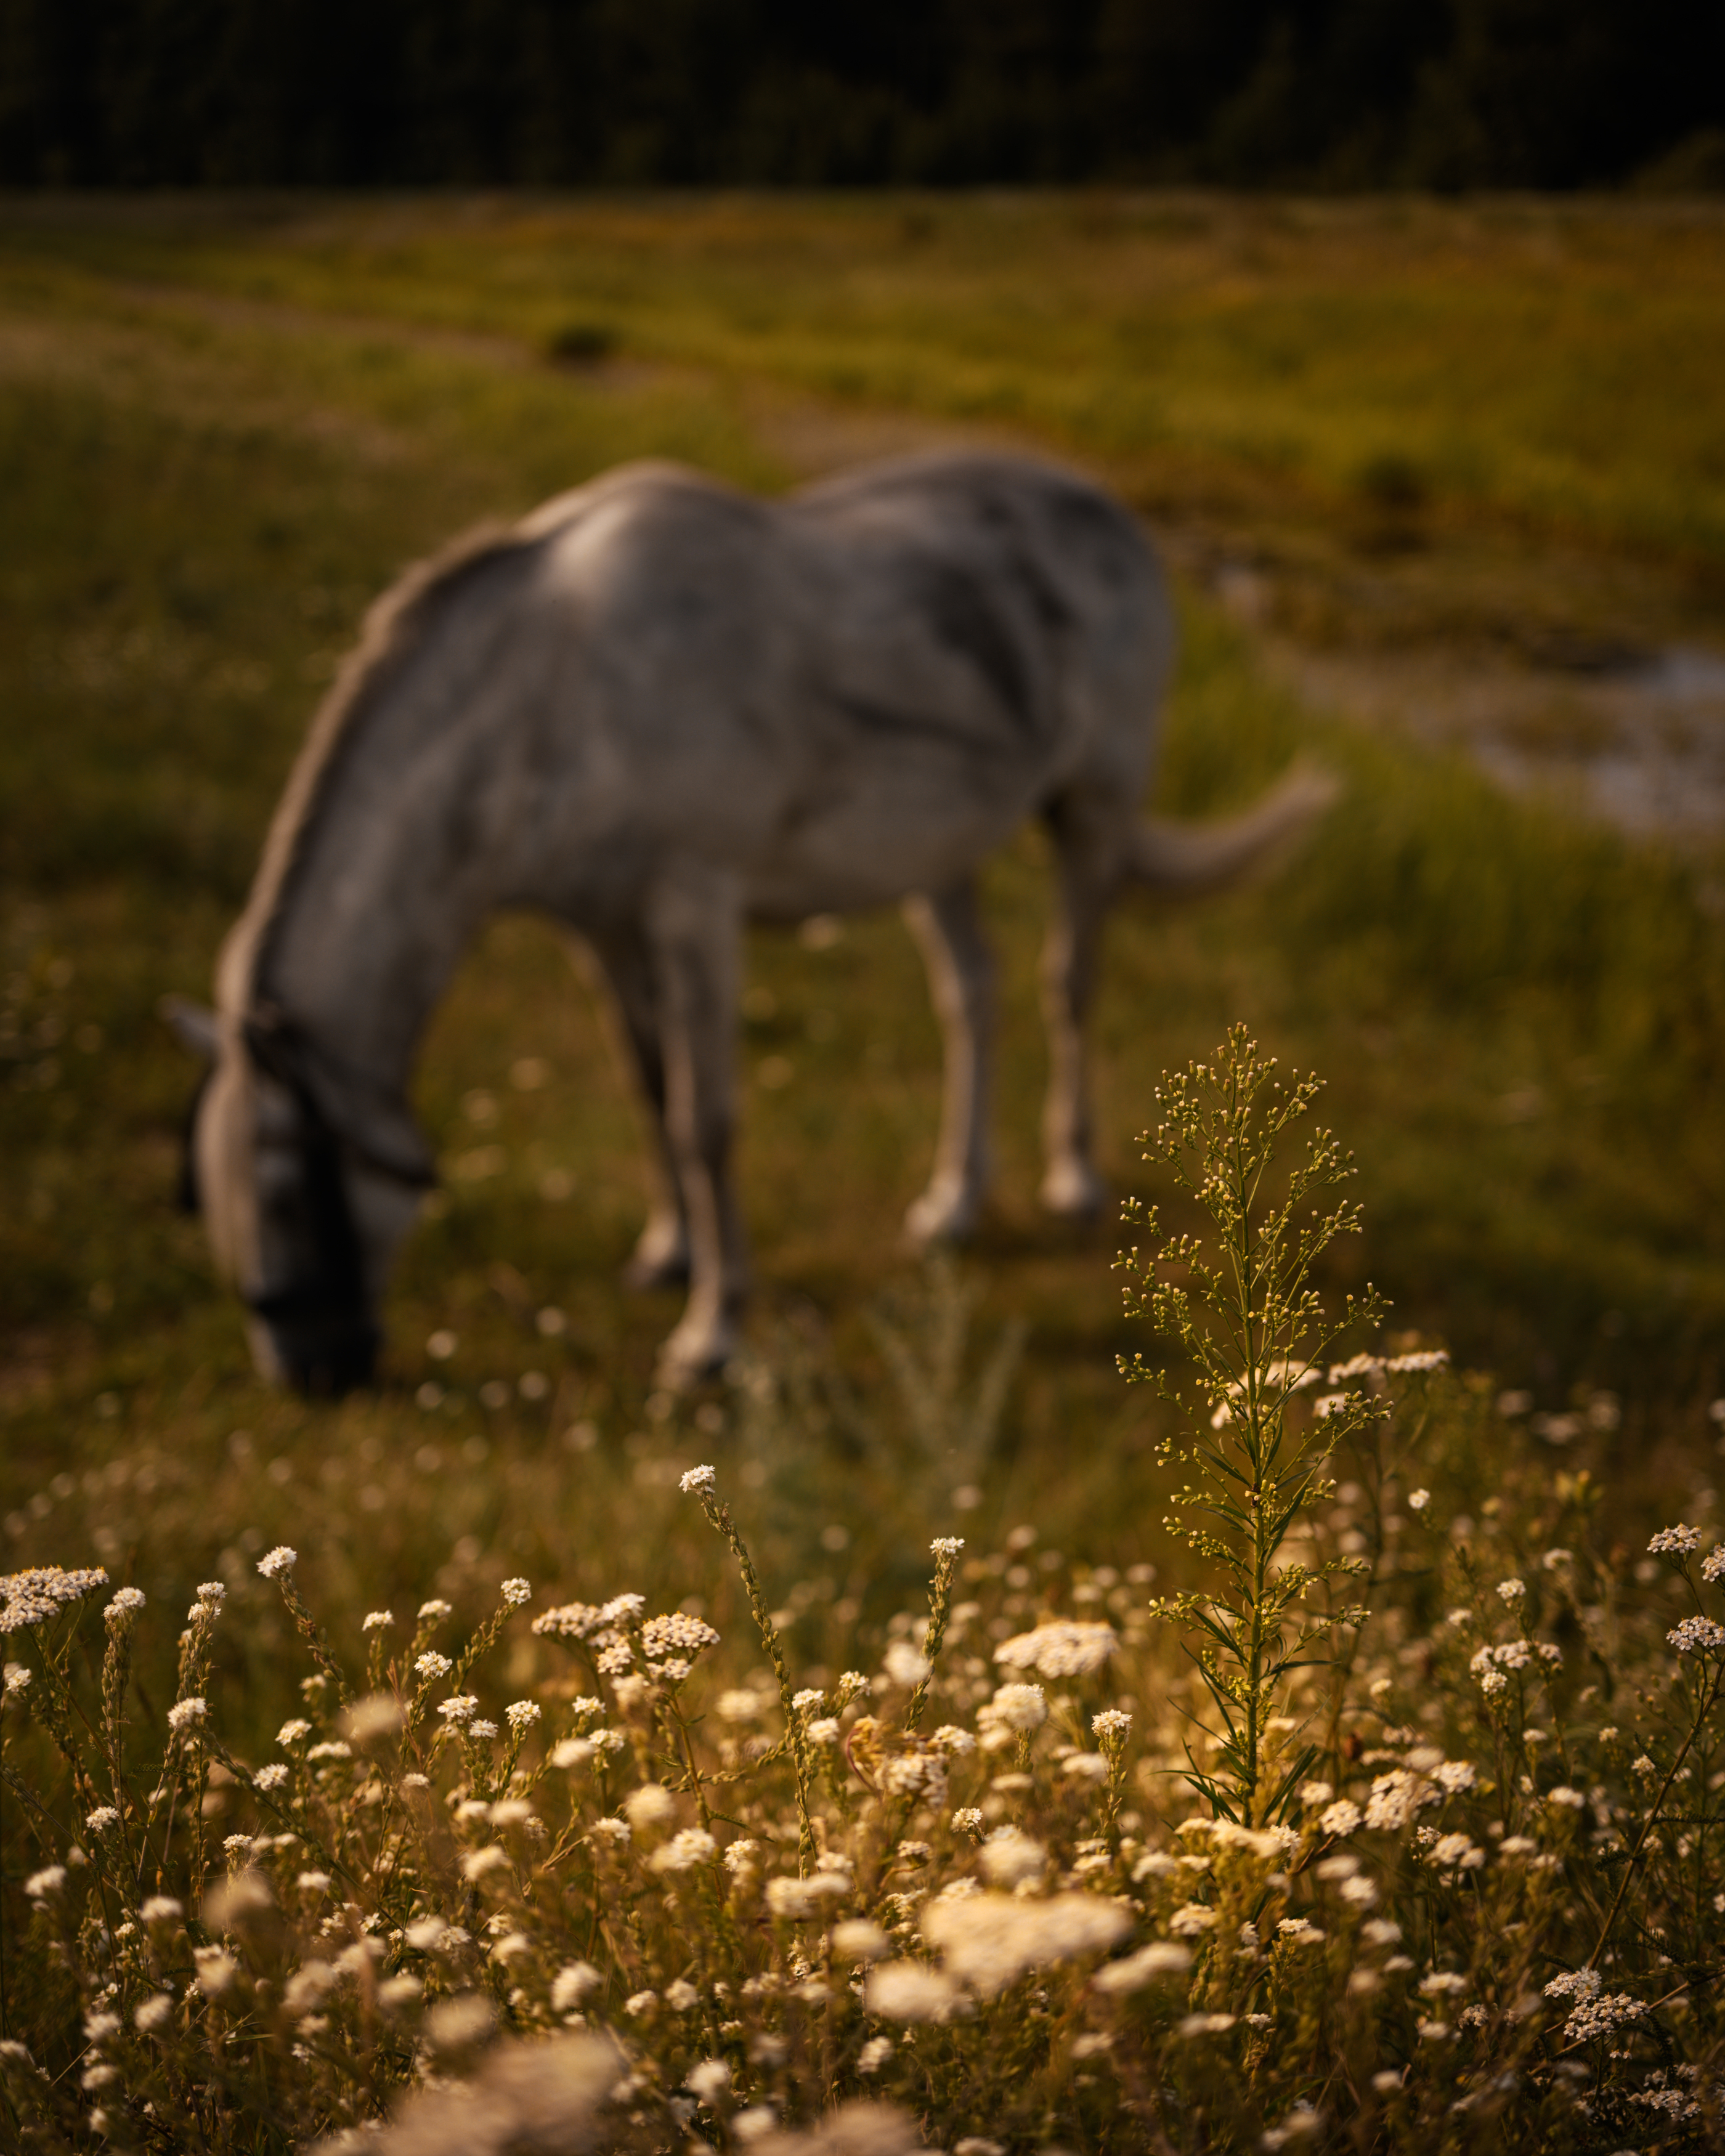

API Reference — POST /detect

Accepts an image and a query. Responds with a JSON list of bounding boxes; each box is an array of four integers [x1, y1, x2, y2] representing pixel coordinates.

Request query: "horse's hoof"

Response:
[[654, 1324, 736, 1394], [1039, 1159, 1106, 1221], [623, 1223, 692, 1291], [904, 1187, 980, 1247]]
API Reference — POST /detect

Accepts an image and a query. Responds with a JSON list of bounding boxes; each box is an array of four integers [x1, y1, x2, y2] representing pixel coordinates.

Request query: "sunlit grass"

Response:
[[12, 193, 1725, 575]]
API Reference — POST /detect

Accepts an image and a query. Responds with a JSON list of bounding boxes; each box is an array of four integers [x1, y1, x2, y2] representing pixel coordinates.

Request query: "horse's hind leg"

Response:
[[643, 867, 750, 1389], [1039, 793, 1129, 1221], [574, 926, 691, 1289], [903, 878, 995, 1246]]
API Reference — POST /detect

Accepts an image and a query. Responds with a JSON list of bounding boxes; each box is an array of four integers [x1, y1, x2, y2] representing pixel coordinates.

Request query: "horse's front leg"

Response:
[[574, 926, 691, 1289], [644, 868, 749, 1389], [903, 878, 995, 1245]]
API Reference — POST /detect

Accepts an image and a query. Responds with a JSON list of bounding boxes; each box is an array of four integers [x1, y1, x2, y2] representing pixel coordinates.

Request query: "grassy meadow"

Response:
[[6, 192, 1725, 1624], [4, 193, 1725, 2146]]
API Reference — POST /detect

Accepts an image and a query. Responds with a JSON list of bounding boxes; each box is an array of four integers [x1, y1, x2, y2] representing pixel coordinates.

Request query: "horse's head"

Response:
[[166, 997, 435, 1395]]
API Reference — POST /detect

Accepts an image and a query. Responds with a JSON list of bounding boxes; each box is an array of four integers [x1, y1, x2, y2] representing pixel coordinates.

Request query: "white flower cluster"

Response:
[[641, 1612, 722, 1676], [1647, 1525, 1703, 1555], [1, 1564, 110, 1634], [650, 1828, 718, 1874], [1561, 1992, 1648, 2045], [921, 1889, 1132, 1999], [679, 1465, 716, 1494], [1469, 1638, 1559, 1696], [595, 1635, 633, 1677], [1323, 1349, 1448, 1387], [533, 1600, 604, 1639], [994, 1621, 1118, 1679], [882, 1748, 948, 1803], [1426, 1834, 1485, 1871], [882, 1642, 930, 1687], [1667, 1616, 1725, 1656], [256, 1547, 297, 1580], [1364, 1771, 1432, 1831], [765, 1872, 850, 1921], [1093, 1940, 1193, 1995], [976, 1682, 1047, 1748]]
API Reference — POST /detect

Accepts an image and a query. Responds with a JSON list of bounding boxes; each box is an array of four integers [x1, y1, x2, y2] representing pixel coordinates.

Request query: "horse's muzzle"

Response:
[[246, 1295, 380, 1396]]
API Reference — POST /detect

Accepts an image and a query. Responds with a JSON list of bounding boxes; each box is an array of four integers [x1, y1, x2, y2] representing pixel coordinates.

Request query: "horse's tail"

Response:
[[1127, 762, 1341, 895]]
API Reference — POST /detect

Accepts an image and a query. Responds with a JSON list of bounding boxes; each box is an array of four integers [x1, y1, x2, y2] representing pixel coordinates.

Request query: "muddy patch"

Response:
[[1257, 630, 1725, 845]]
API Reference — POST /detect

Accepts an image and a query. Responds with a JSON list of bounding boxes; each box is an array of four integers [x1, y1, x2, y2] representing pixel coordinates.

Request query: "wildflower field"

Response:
[[9, 1036, 1725, 2152], [4, 195, 1725, 2152]]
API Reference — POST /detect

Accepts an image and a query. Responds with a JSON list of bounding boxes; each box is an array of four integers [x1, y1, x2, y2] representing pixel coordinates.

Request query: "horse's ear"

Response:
[[161, 994, 221, 1063]]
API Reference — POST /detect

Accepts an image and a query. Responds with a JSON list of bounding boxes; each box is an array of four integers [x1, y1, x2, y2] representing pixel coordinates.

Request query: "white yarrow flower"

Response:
[[988, 1682, 1048, 1731]]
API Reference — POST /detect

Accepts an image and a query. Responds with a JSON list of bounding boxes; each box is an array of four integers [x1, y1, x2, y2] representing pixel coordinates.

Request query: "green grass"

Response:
[[10, 193, 1725, 590], [3, 192, 1725, 1704]]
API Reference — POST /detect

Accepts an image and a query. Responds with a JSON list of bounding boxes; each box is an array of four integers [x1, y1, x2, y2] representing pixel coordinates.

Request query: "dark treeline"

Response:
[[2, 0, 1722, 192]]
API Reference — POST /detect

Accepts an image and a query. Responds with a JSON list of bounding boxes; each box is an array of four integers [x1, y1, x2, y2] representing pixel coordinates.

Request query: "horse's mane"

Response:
[[240, 516, 538, 1001]]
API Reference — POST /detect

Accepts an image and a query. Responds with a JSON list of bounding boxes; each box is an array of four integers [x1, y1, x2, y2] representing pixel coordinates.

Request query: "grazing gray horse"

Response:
[[169, 450, 1330, 1393]]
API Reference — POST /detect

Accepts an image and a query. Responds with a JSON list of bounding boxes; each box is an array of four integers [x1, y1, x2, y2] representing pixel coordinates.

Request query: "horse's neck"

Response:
[[237, 762, 495, 1096]]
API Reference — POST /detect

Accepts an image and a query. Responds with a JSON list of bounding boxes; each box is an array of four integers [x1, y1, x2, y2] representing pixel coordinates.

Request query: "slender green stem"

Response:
[[906, 1540, 963, 1734], [1590, 1657, 1724, 1968], [691, 1485, 815, 1871]]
